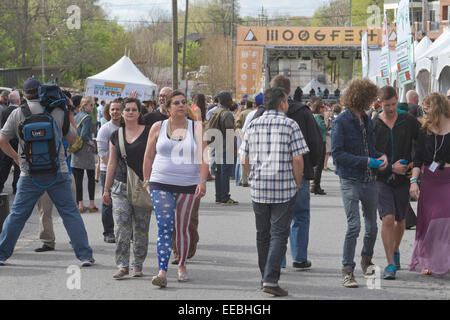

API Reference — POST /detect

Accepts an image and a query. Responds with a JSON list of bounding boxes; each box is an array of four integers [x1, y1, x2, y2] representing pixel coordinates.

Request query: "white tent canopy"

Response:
[[302, 79, 331, 95], [85, 56, 157, 102], [413, 30, 450, 100]]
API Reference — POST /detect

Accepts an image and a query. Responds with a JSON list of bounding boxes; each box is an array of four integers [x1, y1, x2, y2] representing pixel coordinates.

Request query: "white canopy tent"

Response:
[[302, 79, 331, 95], [85, 56, 157, 102], [414, 30, 450, 101]]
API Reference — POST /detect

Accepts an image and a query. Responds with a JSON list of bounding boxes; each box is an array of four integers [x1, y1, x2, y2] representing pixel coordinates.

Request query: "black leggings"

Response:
[[72, 168, 96, 202]]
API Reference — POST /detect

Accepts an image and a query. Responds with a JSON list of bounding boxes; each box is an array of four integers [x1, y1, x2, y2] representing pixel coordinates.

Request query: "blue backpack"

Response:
[[19, 103, 61, 175]]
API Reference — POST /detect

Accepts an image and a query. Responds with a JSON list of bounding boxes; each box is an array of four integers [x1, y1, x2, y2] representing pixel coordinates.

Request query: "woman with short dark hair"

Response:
[[102, 98, 152, 279]]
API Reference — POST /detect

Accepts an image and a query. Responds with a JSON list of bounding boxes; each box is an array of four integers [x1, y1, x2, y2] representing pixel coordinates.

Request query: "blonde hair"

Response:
[[422, 92, 450, 135], [80, 96, 95, 111]]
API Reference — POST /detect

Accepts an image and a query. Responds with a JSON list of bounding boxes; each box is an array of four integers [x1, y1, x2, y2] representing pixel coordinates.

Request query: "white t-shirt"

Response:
[[96, 120, 120, 172]]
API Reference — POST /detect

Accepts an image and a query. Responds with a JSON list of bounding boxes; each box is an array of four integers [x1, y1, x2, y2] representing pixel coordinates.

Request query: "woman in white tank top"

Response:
[[143, 90, 209, 287]]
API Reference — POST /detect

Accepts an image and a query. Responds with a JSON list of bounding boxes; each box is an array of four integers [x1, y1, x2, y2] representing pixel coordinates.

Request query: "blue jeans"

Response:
[[214, 155, 233, 202], [339, 178, 378, 272], [100, 171, 114, 236], [0, 173, 93, 262], [235, 156, 241, 186], [253, 194, 297, 286]]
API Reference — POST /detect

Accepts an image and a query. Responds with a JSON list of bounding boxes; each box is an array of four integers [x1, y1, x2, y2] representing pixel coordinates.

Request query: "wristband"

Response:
[[201, 179, 207, 184], [104, 187, 111, 193], [410, 177, 418, 184], [143, 181, 150, 188]]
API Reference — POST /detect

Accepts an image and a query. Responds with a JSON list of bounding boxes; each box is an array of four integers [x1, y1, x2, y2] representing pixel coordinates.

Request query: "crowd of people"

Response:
[[0, 75, 449, 297]]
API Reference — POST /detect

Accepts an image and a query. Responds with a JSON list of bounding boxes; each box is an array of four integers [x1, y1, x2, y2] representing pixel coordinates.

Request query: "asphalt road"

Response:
[[0, 167, 448, 300]]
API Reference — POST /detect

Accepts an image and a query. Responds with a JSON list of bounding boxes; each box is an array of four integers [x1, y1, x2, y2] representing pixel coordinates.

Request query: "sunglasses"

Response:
[[172, 100, 186, 106], [124, 108, 139, 112]]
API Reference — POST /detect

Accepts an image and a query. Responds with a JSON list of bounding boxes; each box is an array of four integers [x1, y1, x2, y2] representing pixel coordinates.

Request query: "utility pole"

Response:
[[182, 0, 189, 83], [231, 0, 235, 94], [41, 36, 45, 82], [172, 0, 179, 90], [422, 0, 428, 35]]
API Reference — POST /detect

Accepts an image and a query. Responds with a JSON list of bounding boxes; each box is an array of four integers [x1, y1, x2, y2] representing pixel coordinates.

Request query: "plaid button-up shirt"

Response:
[[240, 109, 309, 203]]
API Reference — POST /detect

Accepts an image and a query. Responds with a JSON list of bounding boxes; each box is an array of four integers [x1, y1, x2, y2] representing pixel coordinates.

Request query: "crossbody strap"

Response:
[[76, 114, 90, 129], [118, 127, 127, 163]]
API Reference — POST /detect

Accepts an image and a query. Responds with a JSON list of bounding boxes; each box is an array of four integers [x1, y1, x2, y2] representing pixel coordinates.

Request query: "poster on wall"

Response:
[[396, 0, 414, 86], [380, 12, 391, 86]]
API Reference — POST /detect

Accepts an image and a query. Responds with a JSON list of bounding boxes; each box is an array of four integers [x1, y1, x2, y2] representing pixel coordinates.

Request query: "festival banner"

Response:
[[235, 46, 264, 98], [396, 0, 414, 86], [362, 31, 369, 78], [380, 12, 391, 86]]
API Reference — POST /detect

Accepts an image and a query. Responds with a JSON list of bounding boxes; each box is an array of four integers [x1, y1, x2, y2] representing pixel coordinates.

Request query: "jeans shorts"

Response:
[[376, 181, 410, 221]]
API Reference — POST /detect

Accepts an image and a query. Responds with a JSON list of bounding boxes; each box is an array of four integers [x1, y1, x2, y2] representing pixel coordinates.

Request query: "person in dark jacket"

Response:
[[373, 86, 420, 280], [270, 75, 322, 270], [331, 79, 387, 288], [294, 87, 303, 102]]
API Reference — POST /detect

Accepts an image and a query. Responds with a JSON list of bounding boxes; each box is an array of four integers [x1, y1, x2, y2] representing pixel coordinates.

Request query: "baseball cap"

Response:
[[255, 92, 264, 106], [242, 94, 248, 99], [23, 77, 41, 93]]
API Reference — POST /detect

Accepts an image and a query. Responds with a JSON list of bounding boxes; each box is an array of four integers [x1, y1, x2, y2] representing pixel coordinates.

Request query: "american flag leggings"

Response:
[[150, 190, 196, 272]]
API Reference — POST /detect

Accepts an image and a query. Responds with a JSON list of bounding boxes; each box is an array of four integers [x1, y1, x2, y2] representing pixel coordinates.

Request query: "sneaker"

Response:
[[81, 258, 95, 267], [221, 198, 239, 205], [104, 234, 116, 244], [383, 264, 396, 280], [152, 275, 167, 288], [292, 260, 312, 270], [262, 285, 288, 297], [132, 267, 143, 278], [34, 244, 55, 252], [394, 252, 401, 270], [113, 268, 129, 279], [342, 272, 358, 288], [361, 255, 375, 276]]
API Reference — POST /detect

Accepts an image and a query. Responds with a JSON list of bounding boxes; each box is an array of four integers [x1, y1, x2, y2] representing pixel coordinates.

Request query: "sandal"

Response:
[[152, 275, 167, 288], [88, 207, 99, 213], [78, 207, 87, 213], [178, 270, 189, 282], [421, 269, 432, 275]]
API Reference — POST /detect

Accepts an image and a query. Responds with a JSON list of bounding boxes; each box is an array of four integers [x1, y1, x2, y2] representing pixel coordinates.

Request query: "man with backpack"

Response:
[[0, 78, 94, 267], [208, 91, 238, 205]]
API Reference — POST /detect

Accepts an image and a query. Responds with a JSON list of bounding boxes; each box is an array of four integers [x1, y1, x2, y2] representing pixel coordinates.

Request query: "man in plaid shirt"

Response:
[[240, 87, 309, 296]]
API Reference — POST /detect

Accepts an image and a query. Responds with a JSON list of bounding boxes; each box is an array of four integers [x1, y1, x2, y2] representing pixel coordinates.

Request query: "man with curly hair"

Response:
[[331, 79, 388, 288]]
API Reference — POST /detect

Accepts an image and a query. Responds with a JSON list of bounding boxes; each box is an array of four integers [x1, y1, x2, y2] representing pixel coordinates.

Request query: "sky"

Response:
[[98, 0, 328, 23]]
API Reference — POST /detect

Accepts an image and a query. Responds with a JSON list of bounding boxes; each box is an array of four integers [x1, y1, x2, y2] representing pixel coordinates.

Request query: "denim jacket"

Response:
[[75, 111, 93, 143], [331, 109, 383, 182]]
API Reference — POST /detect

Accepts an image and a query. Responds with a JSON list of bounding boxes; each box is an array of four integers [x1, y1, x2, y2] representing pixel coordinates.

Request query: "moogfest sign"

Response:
[[237, 26, 382, 46]]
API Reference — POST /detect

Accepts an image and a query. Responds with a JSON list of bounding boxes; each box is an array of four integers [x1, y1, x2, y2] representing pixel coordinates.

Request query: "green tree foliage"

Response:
[[0, 0, 129, 88]]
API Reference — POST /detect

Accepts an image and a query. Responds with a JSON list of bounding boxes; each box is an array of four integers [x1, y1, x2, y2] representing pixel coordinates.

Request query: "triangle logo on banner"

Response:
[[244, 30, 257, 41]]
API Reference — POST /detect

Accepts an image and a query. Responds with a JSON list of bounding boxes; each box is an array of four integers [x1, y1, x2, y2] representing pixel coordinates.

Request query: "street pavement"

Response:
[[0, 166, 448, 300]]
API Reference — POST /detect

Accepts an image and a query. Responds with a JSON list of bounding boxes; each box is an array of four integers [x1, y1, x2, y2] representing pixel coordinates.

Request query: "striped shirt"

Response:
[[240, 109, 309, 203]]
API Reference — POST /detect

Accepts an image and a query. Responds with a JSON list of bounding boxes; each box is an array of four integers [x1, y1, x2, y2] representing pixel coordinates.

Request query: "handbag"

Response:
[[67, 114, 89, 153], [118, 127, 153, 210]]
